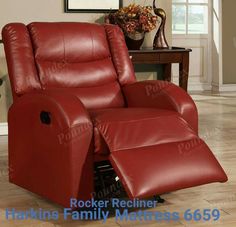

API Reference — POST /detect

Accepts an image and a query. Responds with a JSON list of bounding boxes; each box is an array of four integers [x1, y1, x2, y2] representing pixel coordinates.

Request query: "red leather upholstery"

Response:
[[123, 80, 198, 133], [110, 141, 227, 198], [93, 108, 197, 151], [2, 22, 227, 207], [104, 24, 136, 85], [92, 108, 227, 199], [2, 23, 41, 99], [8, 91, 93, 207], [90, 108, 197, 154], [28, 23, 115, 88]]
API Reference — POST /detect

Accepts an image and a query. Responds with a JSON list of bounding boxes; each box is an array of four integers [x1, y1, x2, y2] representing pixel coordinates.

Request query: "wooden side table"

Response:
[[129, 47, 192, 92]]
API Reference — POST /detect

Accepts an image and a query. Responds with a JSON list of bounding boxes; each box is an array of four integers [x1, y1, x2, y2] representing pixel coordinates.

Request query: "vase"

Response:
[[153, 0, 169, 49], [125, 32, 145, 50]]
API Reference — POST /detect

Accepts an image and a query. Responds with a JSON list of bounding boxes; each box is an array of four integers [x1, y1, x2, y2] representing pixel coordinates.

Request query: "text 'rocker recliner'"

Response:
[[2, 22, 228, 207]]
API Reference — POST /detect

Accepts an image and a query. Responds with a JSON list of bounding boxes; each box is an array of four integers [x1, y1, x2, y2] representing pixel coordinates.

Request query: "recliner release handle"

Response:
[[40, 111, 51, 125]]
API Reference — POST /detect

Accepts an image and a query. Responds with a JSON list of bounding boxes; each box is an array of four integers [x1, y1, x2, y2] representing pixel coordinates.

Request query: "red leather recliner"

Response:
[[2, 22, 227, 207]]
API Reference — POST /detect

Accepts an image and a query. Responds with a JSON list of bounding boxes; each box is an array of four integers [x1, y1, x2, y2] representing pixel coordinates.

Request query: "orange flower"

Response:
[[108, 4, 158, 34]]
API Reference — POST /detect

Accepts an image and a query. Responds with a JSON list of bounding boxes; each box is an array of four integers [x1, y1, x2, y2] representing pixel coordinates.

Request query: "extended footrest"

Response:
[[96, 111, 227, 199], [109, 140, 227, 199]]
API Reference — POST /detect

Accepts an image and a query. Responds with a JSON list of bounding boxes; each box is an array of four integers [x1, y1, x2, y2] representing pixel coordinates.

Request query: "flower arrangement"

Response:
[[107, 4, 158, 34]]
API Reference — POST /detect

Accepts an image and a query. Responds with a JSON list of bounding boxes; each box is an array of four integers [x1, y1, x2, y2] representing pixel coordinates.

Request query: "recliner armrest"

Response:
[[10, 90, 92, 130], [8, 90, 93, 207], [122, 80, 198, 133]]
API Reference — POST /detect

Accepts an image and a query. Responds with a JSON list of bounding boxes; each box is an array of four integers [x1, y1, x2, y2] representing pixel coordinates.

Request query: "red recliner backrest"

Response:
[[2, 22, 136, 109]]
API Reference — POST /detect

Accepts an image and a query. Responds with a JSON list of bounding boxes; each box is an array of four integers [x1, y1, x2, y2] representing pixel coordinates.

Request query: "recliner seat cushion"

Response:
[[90, 108, 197, 154]]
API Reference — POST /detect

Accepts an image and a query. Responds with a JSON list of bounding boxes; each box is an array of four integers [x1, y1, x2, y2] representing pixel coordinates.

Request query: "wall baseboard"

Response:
[[172, 80, 212, 91], [188, 83, 212, 91], [212, 83, 236, 92], [0, 123, 8, 136]]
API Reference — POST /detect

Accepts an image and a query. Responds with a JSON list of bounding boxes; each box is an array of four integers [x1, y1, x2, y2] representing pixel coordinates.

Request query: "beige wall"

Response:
[[0, 0, 172, 123], [222, 0, 236, 84]]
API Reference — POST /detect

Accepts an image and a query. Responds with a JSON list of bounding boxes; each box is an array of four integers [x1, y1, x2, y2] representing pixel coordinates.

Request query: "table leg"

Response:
[[179, 52, 189, 92], [163, 63, 172, 82]]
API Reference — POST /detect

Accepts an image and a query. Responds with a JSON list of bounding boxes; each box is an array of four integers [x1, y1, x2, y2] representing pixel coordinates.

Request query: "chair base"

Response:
[[154, 195, 165, 203], [94, 160, 166, 204]]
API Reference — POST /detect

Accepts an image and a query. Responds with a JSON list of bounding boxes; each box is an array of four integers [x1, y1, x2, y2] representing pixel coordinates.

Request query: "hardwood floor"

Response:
[[0, 92, 236, 226]]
